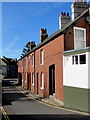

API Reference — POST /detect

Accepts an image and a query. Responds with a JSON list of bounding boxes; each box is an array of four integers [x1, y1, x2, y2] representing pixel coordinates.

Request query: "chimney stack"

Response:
[[29, 41, 36, 51], [71, 0, 89, 20], [59, 12, 70, 29], [40, 28, 48, 43]]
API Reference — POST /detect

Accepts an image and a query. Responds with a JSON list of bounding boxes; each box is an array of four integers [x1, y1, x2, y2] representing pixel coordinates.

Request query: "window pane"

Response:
[[75, 56, 78, 64], [40, 50, 44, 65], [80, 54, 86, 64], [40, 73, 44, 89], [72, 56, 74, 64], [32, 54, 34, 66], [74, 28, 86, 49]]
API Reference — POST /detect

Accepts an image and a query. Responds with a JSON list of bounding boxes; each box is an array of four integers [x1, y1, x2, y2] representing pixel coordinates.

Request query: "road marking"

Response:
[[0, 106, 10, 120], [16, 86, 90, 116]]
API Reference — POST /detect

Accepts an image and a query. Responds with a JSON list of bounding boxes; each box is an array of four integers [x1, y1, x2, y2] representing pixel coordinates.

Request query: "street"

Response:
[[2, 79, 90, 120]]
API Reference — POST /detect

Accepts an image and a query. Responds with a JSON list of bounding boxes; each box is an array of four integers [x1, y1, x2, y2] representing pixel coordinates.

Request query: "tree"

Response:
[[21, 41, 36, 58]]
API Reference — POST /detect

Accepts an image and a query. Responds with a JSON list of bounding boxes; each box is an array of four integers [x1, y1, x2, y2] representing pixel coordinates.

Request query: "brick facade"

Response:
[[65, 16, 90, 51], [18, 6, 90, 103]]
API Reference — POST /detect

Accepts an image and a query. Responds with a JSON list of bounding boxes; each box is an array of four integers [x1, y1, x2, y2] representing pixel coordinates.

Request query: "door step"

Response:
[[49, 95, 63, 106]]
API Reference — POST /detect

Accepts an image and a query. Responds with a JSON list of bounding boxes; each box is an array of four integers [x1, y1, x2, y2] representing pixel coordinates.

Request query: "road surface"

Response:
[[2, 79, 90, 120]]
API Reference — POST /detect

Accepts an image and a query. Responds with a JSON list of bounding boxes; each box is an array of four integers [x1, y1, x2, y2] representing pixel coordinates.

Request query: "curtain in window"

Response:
[[74, 28, 85, 49]]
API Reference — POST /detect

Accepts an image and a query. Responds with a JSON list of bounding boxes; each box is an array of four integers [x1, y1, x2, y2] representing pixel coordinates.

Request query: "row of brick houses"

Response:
[[18, 0, 90, 112]]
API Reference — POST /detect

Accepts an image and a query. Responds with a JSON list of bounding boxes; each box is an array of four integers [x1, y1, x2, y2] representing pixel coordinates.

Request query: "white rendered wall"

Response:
[[63, 52, 89, 89]]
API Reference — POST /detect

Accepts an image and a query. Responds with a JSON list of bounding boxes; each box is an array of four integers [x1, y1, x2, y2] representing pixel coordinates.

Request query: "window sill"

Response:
[[40, 87, 44, 90], [32, 83, 35, 86], [40, 64, 44, 66]]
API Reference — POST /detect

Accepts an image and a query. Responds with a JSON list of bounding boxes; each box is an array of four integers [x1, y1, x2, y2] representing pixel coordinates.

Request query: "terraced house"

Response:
[[18, 0, 90, 112]]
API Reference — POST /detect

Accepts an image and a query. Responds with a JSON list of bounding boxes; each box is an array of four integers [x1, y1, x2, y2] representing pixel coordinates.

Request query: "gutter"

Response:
[[64, 47, 90, 56]]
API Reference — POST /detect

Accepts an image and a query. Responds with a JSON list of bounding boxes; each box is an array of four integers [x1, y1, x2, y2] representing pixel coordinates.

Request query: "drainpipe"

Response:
[[34, 51, 36, 94]]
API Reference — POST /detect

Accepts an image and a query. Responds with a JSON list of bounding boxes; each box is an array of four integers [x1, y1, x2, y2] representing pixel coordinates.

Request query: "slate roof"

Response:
[[18, 8, 89, 61], [1, 57, 17, 65]]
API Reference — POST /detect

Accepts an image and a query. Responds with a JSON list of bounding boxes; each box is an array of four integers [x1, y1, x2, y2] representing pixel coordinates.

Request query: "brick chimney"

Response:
[[40, 29, 48, 43], [71, 0, 89, 20], [59, 12, 70, 29], [30, 41, 36, 51]]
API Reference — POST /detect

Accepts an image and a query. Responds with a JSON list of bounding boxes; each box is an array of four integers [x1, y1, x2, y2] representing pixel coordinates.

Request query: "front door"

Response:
[[36, 73, 39, 94], [49, 64, 55, 95], [27, 73, 29, 89]]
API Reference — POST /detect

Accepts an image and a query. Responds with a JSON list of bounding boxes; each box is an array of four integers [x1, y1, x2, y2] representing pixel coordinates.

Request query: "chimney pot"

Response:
[[74, 0, 76, 3], [60, 12, 63, 16], [71, 0, 89, 20], [64, 12, 66, 16], [84, 0, 86, 3], [40, 28, 47, 34], [67, 13, 69, 16], [59, 12, 70, 29]]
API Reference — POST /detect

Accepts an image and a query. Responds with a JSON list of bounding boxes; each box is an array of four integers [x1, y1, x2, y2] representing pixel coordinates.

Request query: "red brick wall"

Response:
[[18, 34, 64, 102], [35, 34, 64, 101], [18, 60, 22, 73]]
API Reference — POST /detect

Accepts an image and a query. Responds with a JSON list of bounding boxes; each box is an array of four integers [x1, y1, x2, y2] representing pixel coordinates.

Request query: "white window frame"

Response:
[[72, 53, 86, 65], [40, 49, 44, 65], [73, 55, 78, 65], [40, 73, 44, 89], [25, 72, 27, 83], [32, 73, 34, 86], [74, 27, 86, 49]]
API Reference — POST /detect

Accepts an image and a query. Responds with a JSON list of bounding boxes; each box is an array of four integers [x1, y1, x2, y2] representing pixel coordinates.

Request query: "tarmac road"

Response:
[[2, 79, 90, 120]]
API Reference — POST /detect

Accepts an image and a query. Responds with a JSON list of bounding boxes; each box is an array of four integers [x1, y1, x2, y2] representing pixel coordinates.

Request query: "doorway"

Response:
[[27, 73, 31, 90], [36, 73, 39, 94], [18, 73, 22, 85], [27, 73, 29, 89], [49, 64, 55, 95]]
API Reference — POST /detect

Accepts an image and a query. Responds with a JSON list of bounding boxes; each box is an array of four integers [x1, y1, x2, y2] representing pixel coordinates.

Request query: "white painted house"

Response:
[[63, 47, 90, 112]]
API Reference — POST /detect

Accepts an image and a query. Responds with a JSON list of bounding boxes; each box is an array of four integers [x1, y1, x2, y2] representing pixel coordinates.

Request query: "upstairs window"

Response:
[[74, 27, 86, 49], [28, 60, 30, 64], [32, 54, 34, 67], [40, 49, 44, 65]]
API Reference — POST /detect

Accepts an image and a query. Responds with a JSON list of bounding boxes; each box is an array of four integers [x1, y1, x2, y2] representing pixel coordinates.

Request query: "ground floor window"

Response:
[[80, 54, 86, 64], [72, 54, 86, 65], [40, 73, 44, 89], [32, 73, 34, 86]]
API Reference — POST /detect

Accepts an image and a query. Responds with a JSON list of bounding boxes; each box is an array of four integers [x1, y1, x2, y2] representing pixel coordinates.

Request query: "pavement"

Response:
[[17, 86, 64, 107]]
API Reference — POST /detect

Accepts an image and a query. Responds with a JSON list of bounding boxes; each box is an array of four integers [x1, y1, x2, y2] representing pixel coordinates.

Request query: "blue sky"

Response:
[[2, 2, 72, 59]]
